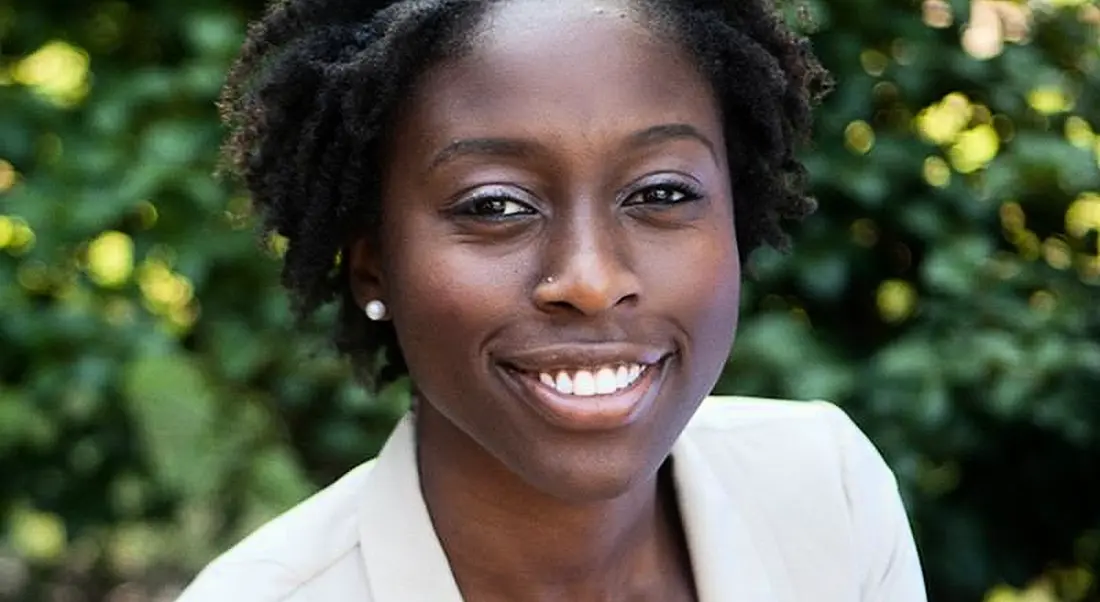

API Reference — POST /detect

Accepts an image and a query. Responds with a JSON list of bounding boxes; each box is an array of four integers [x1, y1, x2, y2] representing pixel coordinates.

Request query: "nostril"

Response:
[[617, 291, 640, 306], [537, 288, 635, 317], [533, 254, 641, 316]]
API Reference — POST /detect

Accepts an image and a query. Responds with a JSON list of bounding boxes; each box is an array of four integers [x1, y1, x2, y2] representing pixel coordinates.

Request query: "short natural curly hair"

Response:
[[219, 0, 832, 387]]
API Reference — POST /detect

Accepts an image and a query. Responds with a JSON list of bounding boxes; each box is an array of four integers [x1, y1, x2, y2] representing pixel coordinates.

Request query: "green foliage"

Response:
[[1, 1, 1098, 600], [722, 2, 1100, 600]]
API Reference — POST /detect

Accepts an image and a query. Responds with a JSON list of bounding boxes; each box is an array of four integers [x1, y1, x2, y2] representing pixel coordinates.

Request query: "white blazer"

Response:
[[177, 397, 928, 601]]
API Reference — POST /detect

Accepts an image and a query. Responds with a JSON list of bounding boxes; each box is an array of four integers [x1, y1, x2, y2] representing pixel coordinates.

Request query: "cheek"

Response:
[[687, 236, 741, 342], [685, 254, 740, 399], [383, 224, 529, 377], [695, 245, 741, 353], [641, 219, 741, 376]]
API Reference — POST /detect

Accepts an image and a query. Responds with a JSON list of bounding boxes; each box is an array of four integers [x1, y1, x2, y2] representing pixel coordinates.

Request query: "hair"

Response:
[[219, 0, 832, 387]]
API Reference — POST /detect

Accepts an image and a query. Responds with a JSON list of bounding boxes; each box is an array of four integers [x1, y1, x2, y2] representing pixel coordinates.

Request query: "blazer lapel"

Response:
[[672, 432, 782, 602], [357, 415, 465, 602]]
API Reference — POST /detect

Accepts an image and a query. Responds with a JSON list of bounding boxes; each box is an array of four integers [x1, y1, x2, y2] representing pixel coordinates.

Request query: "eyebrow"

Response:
[[429, 137, 540, 171], [624, 123, 718, 162], [427, 123, 718, 172]]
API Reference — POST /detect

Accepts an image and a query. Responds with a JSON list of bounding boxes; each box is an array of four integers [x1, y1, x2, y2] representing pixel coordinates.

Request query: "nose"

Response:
[[533, 213, 641, 316]]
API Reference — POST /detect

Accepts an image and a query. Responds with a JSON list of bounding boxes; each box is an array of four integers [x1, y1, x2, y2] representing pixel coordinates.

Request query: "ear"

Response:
[[348, 237, 386, 309]]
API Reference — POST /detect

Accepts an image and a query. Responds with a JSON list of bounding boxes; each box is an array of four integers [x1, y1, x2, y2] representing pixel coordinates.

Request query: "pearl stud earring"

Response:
[[364, 299, 388, 321]]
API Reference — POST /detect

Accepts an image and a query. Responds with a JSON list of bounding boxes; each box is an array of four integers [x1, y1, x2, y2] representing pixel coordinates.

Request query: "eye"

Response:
[[470, 197, 532, 217], [625, 181, 703, 207], [453, 190, 538, 220]]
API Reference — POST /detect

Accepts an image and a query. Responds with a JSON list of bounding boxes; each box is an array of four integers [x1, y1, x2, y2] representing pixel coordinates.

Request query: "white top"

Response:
[[176, 397, 928, 601]]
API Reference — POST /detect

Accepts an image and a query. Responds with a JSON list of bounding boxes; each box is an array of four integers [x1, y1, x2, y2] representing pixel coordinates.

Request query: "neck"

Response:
[[415, 403, 694, 601]]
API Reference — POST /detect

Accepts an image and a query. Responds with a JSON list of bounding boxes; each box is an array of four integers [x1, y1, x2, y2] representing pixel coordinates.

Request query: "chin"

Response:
[[507, 438, 668, 503]]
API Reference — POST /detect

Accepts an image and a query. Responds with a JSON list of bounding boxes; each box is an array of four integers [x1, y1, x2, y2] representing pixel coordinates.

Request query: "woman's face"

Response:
[[352, 0, 740, 501]]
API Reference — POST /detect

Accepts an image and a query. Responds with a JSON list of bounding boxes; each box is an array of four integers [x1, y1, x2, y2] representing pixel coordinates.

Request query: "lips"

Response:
[[497, 345, 671, 432]]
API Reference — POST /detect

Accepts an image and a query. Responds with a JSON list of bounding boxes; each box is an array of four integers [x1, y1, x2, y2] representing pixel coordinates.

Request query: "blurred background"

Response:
[[1, 0, 1098, 600]]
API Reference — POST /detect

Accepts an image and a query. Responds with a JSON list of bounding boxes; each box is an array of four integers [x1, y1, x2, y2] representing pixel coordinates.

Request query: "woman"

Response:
[[179, 0, 927, 600]]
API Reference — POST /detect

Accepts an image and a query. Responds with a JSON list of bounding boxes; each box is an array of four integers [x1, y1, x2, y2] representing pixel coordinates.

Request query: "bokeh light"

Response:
[[1064, 116, 1094, 149], [1066, 192, 1100, 239], [9, 506, 67, 564], [877, 279, 918, 323], [949, 124, 1001, 174], [845, 120, 876, 155], [86, 231, 135, 288], [1, 216, 37, 255], [12, 41, 91, 107], [1028, 86, 1075, 115], [0, 159, 16, 192], [916, 93, 973, 146], [923, 156, 952, 187], [136, 258, 198, 332]]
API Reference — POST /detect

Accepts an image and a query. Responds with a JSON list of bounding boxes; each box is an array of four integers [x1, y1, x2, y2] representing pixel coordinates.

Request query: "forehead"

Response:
[[397, 0, 721, 152]]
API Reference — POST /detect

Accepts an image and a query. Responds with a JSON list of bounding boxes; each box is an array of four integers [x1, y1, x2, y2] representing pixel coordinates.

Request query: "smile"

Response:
[[498, 352, 671, 432], [536, 364, 649, 397]]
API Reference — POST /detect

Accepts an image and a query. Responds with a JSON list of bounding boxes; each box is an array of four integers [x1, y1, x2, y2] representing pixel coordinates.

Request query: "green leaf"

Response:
[[121, 355, 226, 499]]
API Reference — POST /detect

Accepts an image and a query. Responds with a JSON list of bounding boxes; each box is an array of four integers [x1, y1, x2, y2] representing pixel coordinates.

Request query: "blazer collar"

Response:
[[357, 415, 463, 601], [670, 432, 781, 602], [358, 414, 779, 601]]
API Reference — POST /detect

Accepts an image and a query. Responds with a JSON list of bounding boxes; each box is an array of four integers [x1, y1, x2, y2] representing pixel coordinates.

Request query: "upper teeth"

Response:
[[537, 364, 645, 397]]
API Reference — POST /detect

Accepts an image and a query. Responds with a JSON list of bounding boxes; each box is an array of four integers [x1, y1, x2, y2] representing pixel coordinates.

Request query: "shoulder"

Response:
[[175, 460, 378, 602], [681, 396, 926, 601], [687, 394, 857, 435], [685, 395, 891, 480], [683, 395, 898, 510]]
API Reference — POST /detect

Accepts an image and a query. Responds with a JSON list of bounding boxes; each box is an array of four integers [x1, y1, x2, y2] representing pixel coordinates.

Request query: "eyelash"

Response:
[[452, 179, 704, 220], [623, 180, 704, 207], [453, 191, 537, 220]]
